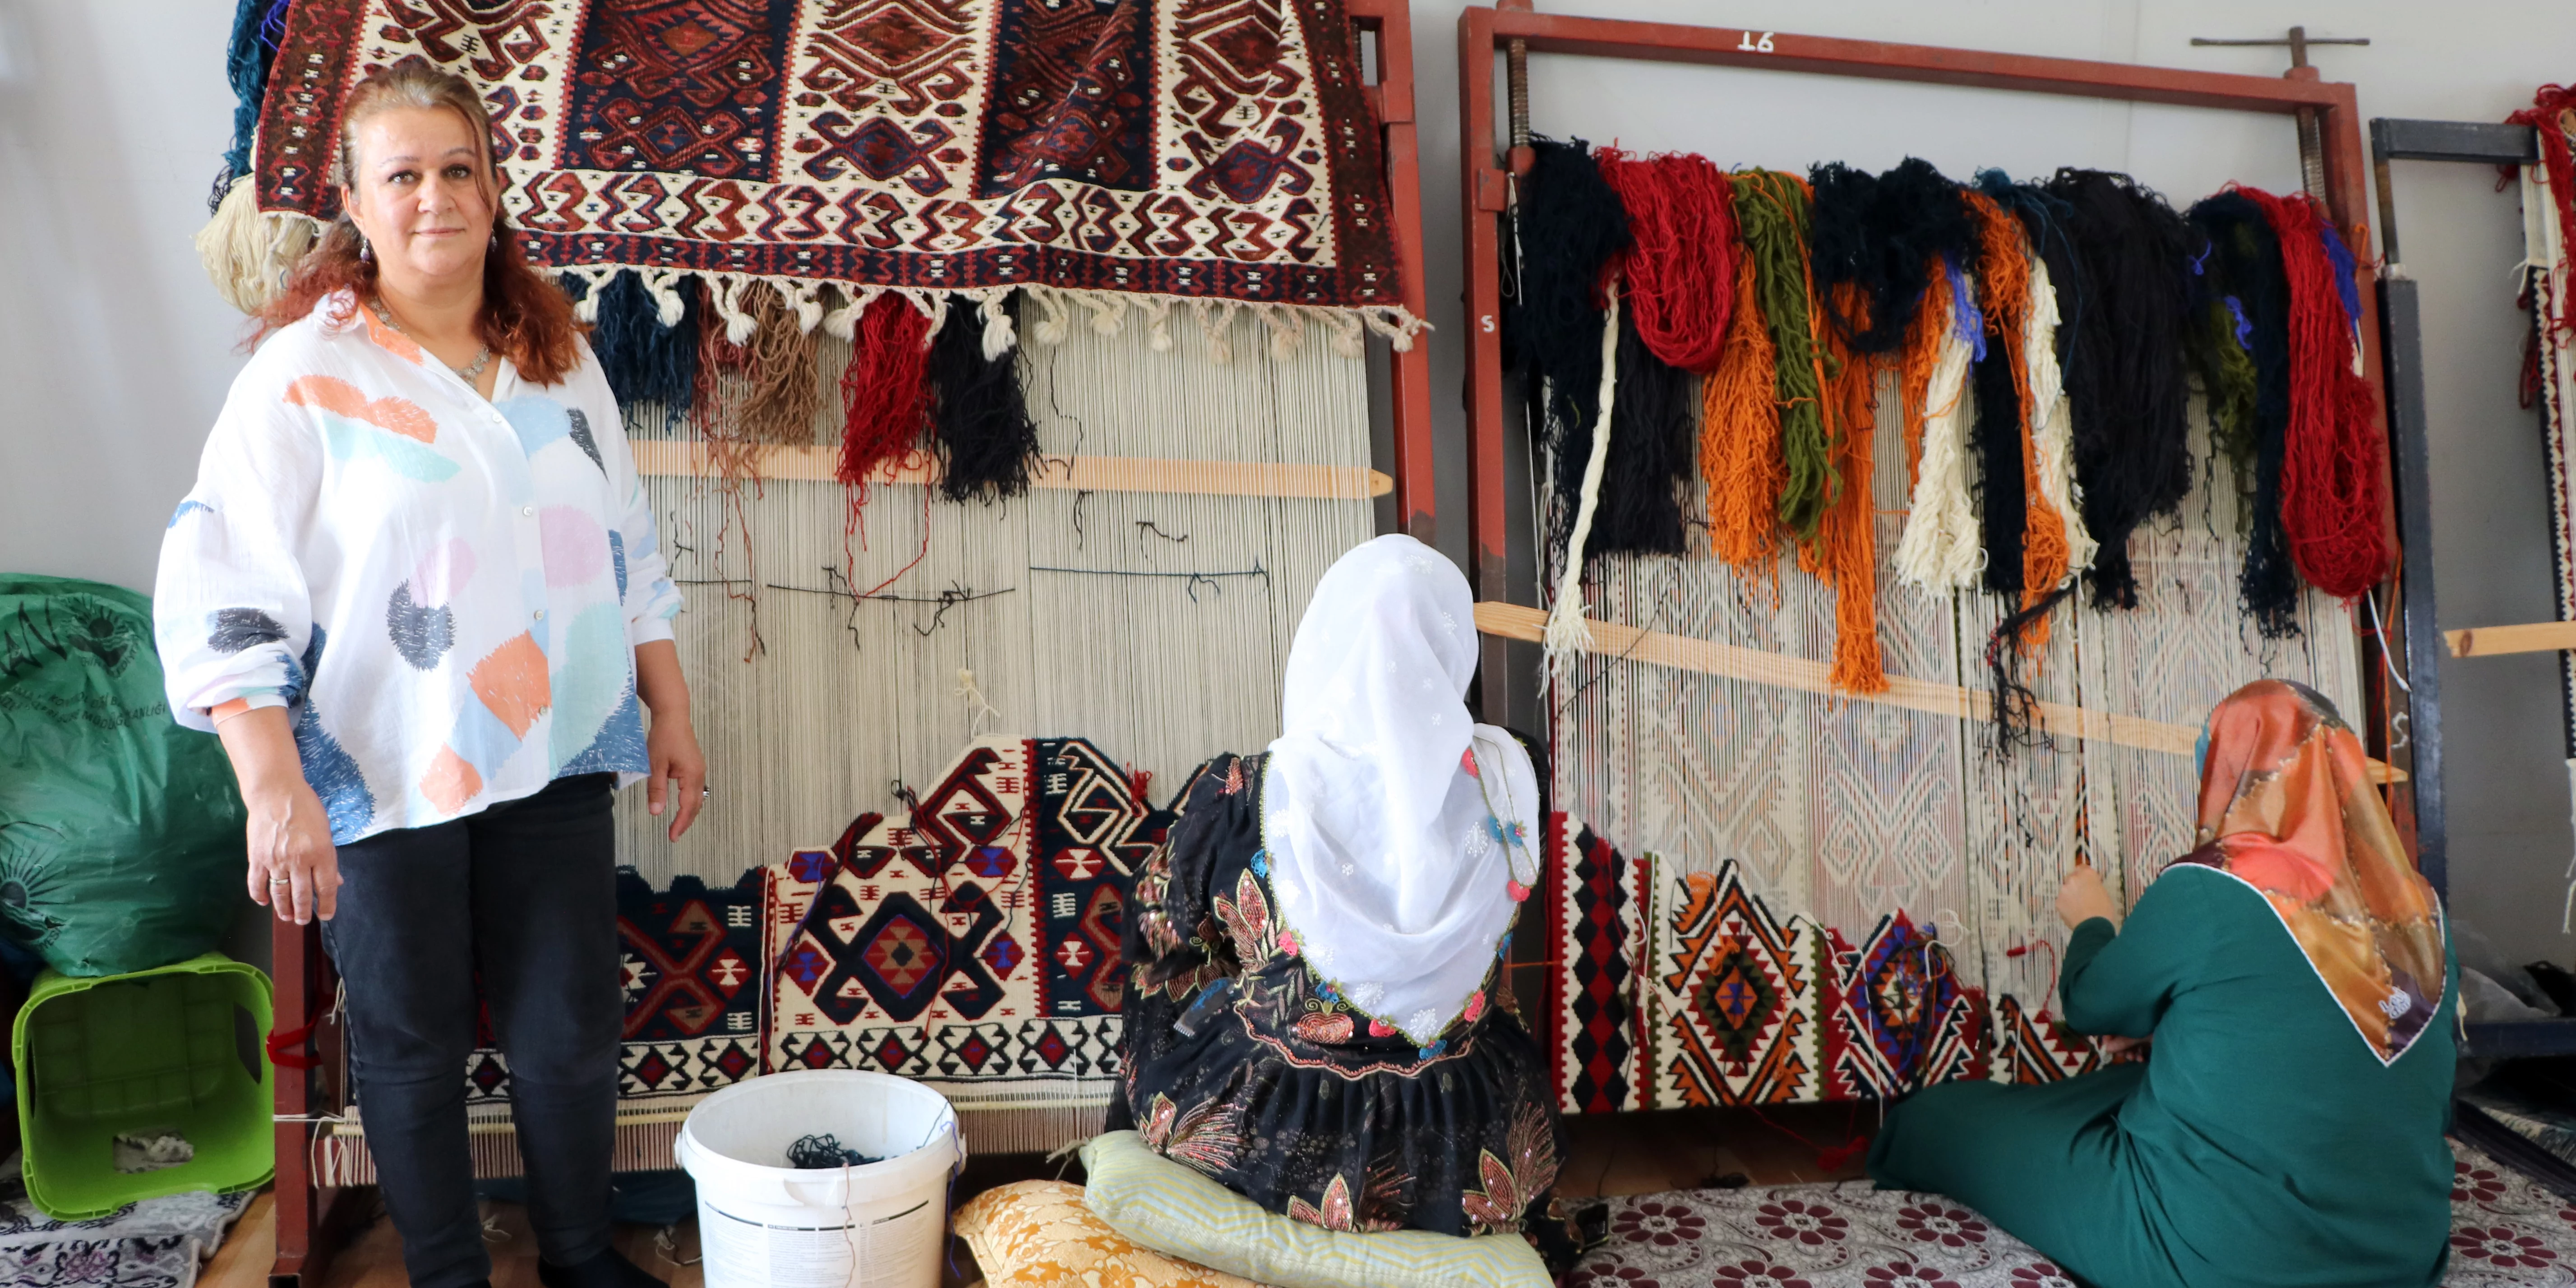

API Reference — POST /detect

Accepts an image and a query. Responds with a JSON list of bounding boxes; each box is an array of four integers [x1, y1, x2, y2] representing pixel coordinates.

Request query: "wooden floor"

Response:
[[198, 1105, 1879, 1288]]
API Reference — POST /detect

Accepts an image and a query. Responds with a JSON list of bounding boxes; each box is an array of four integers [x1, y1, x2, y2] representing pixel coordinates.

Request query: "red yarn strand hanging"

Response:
[[1596, 148, 1737, 372], [2243, 187, 2391, 598]]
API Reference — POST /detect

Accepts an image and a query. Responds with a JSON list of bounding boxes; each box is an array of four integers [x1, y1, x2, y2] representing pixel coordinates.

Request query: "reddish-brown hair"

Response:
[[258, 58, 583, 384]]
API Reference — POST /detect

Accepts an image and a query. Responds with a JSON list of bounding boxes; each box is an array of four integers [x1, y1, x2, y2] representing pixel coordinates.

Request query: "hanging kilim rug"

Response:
[[1564, 1143, 2576, 1287], [764, 734, 1178, 1151], [221, 0, 1418, 346]]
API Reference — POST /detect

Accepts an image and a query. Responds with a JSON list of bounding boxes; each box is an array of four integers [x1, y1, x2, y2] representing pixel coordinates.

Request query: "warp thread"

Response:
[[2043, 169, 2197, 609], [837, 294, 936, 497], [1596, 148, 1736, 370], [2244, 188, 2391, 597], [1508, 138, 1634, 564], [2187, 192, 2299, 635], [927, 294, 1044, 503], [1736, 171, 1833, 541]]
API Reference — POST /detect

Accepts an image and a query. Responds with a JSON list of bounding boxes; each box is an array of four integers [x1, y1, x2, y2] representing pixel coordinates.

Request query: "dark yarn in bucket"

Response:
[[588, 271, 701, 427], [2041, 169, 2197, 609], [1808, 158, 1979, 355], [926, 295, 1042, 503], [787, 1133, 881, 1169], [2186, 192, 2299, 637], [1587, 306, 1694, 557], [1505, 138, 1633, 560]]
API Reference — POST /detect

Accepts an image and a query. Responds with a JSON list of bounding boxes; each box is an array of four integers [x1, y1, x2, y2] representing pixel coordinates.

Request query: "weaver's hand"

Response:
[[216, 703, 341, 924], [645, 710, 706, 841], [2056, 864, 2117, 931]]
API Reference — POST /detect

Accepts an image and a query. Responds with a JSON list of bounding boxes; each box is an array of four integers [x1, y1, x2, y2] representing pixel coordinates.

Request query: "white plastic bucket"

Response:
[[675, 1071, 966, 1288]]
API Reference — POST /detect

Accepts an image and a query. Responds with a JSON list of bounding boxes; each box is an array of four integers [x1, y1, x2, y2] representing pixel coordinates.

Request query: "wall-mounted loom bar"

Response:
[[2445, 621, 2576, 659], [1456, 3, 2408, 807], [1474, 601, 2405, 784], [631, 442, 1394, 500]]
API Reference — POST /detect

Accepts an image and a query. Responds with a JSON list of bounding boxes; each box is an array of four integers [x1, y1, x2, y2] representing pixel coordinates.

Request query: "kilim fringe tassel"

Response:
[[194, 175, 318, 315], [589, 270, 700, 422], [928, 294, 1045, 503], [739, 282, 822, 448]]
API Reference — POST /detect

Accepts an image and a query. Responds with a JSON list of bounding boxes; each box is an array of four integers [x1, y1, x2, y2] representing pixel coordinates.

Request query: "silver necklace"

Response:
[[369, 298, 492, 384]]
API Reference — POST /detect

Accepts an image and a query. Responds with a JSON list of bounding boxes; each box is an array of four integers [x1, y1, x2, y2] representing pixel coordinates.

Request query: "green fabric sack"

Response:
[[0, 575, 245, 975]]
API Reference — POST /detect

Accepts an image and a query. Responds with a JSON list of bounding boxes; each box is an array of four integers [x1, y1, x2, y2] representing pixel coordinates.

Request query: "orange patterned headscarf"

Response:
[[2179, 679, 2447, 1064]]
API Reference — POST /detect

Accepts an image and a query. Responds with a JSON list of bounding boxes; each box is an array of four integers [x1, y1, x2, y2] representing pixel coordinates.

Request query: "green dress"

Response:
[[1867, 863, 2456, 1288]]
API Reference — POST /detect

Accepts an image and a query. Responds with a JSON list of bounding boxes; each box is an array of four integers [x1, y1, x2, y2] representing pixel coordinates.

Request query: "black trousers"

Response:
[[323, 772, 623, 1288]]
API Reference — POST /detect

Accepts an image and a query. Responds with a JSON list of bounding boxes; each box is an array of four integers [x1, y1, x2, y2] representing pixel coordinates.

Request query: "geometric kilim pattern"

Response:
[[1824, 912, 1988, 1102], [1549, 816, 2128, 1107], [1647, 848, 1831, 1108], [1551, 815, 1647, 1113], [763, 735, 1177, 1112], [253, 0, 1412, 325], [458, 866, 766, 1107]]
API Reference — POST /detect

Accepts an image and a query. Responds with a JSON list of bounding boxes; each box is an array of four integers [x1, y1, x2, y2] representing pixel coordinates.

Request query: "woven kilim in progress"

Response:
[[1547, 388, 2365, 1105], [765, 735, 1179, 1150], [235, 0, 1416, 342]]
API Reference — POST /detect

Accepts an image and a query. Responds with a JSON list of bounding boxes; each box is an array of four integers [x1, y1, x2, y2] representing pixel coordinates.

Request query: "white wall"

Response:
[[3, 0, 2572, 968]]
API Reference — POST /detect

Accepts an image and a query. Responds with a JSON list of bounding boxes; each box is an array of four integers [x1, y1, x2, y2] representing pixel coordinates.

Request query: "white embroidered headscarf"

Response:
[[1262, 535, 1542, 1047]]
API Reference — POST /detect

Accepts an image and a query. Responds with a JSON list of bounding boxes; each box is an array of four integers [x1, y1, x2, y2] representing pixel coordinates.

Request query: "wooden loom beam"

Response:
[[1474, 602, 2406, 784], [2446, 620, 2576, 659], [1457, 2, 2408, 799], [630, 442, 1394, 499], [1346, 0, 1437, 544]]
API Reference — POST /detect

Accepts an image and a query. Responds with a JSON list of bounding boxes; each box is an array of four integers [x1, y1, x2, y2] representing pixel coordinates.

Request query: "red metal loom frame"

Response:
[[1455, 3, 2409, 784], [262, 4, 1436, 1280]]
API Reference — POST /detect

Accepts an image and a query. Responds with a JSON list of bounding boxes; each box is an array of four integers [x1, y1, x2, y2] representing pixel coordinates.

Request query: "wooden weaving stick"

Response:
[[631, 441, 1394, 500], [2444, 620, 2576, 658], [1475, 601, 2405, 783]]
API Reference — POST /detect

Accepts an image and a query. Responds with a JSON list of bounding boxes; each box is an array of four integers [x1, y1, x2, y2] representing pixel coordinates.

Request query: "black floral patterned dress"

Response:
[[1112, 752, 1586, 1266]]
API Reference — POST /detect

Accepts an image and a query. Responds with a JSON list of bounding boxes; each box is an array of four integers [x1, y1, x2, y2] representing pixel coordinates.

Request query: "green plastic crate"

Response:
[[12, 952, 274, 1218]]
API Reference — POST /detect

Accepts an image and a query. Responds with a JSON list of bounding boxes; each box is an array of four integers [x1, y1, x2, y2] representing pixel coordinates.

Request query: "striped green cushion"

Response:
[[1078, 1131, 1552, 1288]]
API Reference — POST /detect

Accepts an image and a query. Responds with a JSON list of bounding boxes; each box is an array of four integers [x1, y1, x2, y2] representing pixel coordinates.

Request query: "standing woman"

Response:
[[1869, 679, 2454, 1288], [156, 60, 702, 1288]]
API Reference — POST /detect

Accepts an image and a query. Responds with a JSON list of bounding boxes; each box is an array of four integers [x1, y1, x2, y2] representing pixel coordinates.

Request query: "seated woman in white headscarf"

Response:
[[1112, 534, 1586, 1266]]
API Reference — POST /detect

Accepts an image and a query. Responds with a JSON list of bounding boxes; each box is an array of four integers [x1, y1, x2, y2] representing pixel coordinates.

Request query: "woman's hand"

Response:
[[2056, 863, 2118, 931], [645, 709, 706, 840], [216, 705, 341, 923], [635, 640, 705, 841]]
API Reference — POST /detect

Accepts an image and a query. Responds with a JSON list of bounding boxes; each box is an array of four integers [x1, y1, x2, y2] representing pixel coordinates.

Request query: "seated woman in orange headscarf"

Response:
[[1870, 679, 2455, 1288]]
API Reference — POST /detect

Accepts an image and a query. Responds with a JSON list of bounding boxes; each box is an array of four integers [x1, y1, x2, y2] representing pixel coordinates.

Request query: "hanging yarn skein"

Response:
[[1703, 240, 1787, 572], [1589, 309, 1696, 556], [836, 294, 936, 500], [1892, 260, 1982, 592], [1507, 138, 1635, 562], [1544, 289, 1625, 674], [927, 294, 1044, 503], [2044, 169, 2198, 609], [589, 271, 701, 424], [1808, 158, 1980, 356], [2187, 191, 2300, 635], [1736, 170, 1834, 541], [2244, 188, 2391, 597], [1811, 283, 1888, 693], [1596, 148, 1736, 370]]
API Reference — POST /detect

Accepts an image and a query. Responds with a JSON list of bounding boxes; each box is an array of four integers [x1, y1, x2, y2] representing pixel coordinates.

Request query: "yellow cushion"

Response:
[[953, 1179, 1270, 1288]]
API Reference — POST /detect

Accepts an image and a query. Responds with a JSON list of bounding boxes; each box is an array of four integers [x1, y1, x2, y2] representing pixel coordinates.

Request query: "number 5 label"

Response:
[[1737, 31, 1776, 53]]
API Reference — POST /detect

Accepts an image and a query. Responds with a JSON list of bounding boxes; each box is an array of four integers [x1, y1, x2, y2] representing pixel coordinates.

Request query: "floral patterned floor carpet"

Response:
[[1565, 1142, 2574, 1287]]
